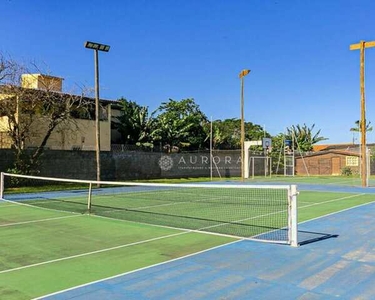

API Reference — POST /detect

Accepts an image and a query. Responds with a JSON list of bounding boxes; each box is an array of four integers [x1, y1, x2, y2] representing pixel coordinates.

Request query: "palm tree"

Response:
[[286, 123, 327, 152], [350, 120, 372, 144]]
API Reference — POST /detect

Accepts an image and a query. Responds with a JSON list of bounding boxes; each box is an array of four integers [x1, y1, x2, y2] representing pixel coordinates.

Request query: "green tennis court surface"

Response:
[[1, 178, 375, 299], [0, 201, 235, 300]]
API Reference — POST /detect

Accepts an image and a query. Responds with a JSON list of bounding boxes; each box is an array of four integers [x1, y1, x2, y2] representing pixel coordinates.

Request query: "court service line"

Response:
[[0, 214, 82, 227], [0, 230, 193, 275], [299, 198, 375, 226], [298, 193, 366, 210], [298, 201, 319, 205], [100, 196, 224, 212]]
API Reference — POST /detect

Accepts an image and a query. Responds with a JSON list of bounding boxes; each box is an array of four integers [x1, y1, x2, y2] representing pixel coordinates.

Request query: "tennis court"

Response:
[[44, 201, 375, 299], [1, 173, 375, 299]]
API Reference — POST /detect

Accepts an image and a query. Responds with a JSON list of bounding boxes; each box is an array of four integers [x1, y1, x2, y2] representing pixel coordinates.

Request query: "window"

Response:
[[346, 156, 359, 167]]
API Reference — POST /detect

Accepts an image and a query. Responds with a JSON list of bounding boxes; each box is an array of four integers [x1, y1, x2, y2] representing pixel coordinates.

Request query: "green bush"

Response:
[[341, 166, 353, 176]]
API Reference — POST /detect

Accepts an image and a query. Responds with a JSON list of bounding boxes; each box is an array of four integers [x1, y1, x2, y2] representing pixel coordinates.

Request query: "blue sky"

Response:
[[1, 0, 375, 144]]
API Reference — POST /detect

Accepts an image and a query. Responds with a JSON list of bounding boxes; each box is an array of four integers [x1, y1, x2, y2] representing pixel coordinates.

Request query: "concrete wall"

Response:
[[0, 149, 242, 180], [27, 117, 112, 151], [1, 149, 371, 180]]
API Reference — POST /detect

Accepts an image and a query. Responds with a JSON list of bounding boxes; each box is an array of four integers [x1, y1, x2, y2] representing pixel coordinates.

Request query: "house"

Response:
[[0, 74, 119, 151], [295, 149, 360, 176]]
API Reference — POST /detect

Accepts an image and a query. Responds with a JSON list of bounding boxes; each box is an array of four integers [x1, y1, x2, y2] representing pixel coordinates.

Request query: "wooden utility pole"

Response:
[[350, 40, 375, 187]]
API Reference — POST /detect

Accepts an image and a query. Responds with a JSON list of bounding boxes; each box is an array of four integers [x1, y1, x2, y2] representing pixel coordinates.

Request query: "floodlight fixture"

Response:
[[84, 41, 110, 52], [239, 69, 251, 78]]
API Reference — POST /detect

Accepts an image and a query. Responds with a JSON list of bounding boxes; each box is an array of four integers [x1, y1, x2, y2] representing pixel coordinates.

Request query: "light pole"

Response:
[[350, 40, 375, 187], [84, 41, 110, 183], [239, 69, 251, 181]]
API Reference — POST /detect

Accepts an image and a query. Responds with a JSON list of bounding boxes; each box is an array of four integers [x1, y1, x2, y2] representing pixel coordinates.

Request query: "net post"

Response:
[[88, 182, 93, 213], [0, 172, 4, 199], [288, 184, 298, 247]]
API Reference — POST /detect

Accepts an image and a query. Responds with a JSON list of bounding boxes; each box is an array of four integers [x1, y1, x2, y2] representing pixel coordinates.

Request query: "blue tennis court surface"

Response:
[[41, 200, 375, 300]]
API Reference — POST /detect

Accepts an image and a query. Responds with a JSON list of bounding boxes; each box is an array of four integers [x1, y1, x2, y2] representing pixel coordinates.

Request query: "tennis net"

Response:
[[0, 172, 298, 246]]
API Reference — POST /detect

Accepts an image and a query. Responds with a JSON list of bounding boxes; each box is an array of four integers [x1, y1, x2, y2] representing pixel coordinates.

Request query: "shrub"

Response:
[[341, 166, 352, 176]]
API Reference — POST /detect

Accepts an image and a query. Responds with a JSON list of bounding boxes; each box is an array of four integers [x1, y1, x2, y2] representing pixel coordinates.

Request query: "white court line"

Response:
[[0, 214, 82, 227], [298, 193, 365, 209], [0, 198, 81, 215], [33, 239, 241, 300], [99, 195, 224, 212], [0, 231, 196, 275], [0, 199, 76, 207], [298, 201, 319, 205], [299, 198, 375, 225]]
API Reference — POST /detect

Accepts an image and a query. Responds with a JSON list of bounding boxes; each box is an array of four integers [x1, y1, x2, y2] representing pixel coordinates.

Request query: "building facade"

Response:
[[295, 150, 360, 176], [0, 74, 116, 151]]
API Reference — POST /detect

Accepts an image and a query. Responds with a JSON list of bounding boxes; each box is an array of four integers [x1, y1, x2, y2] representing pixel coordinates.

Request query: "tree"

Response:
[[0, 53, 19, 83], [350, 119, 373, 145], [350, 120, 373, 132], [113, 98, 156, 148], [153, 98, 208, 152], [0, 53, 92, 174], [285, 123, 327, 152], [207, 118, 269, 150]]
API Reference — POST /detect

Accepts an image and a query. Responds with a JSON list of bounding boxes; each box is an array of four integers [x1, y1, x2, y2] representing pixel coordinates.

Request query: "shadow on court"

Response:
[[43, 202, 375, 300], [298, 230, 339, 246]]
